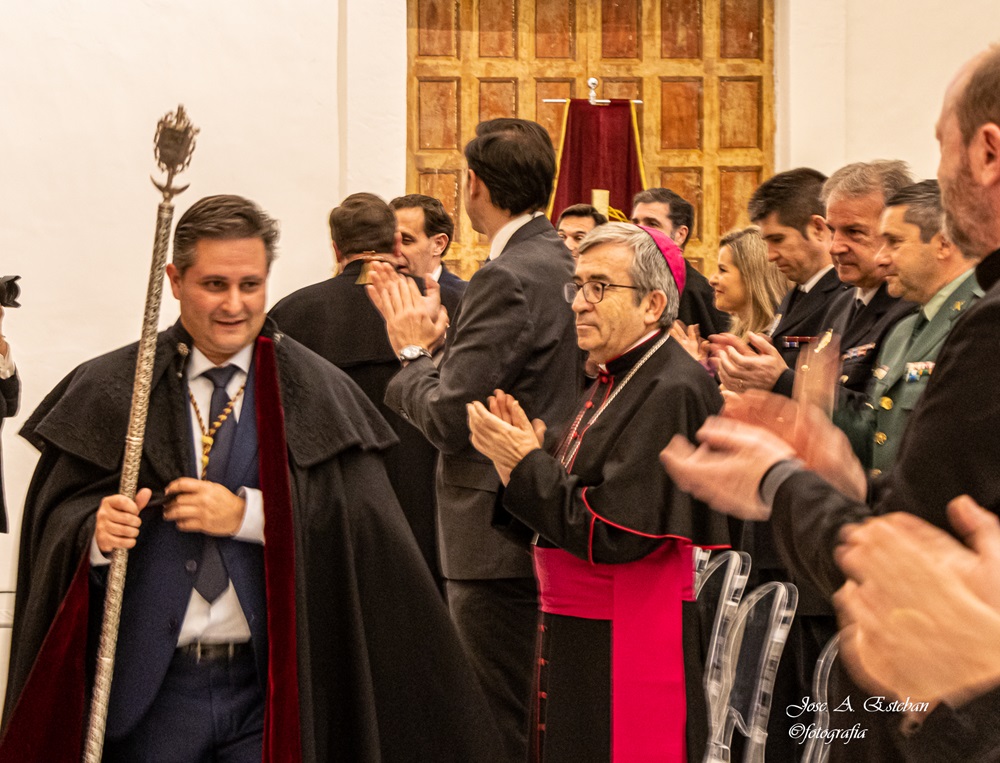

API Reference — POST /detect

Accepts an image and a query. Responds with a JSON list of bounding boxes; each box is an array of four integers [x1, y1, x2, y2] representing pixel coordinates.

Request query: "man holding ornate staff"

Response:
[[1, 199, 497, 759]]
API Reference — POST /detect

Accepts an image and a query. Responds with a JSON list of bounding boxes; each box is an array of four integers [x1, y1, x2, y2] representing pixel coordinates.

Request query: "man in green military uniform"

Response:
[[841, 180, 980, 474]]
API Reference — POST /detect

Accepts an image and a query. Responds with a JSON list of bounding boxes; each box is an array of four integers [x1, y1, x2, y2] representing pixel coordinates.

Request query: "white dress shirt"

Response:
[[91, 343, 265, 646]]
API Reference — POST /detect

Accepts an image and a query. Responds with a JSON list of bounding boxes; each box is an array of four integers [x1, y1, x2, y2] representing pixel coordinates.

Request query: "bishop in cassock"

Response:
[[467, 222, 730, 762]]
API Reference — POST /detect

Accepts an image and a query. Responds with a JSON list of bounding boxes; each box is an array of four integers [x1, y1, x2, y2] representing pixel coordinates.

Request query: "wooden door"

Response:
[[407, 0, 774, 279]]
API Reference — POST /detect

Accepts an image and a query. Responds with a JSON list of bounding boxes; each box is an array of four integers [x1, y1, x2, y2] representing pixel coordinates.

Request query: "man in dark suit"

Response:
[[818, 161, 919, 394], [0, 308, 20, 533], [368, 118, 583, 763], [661, 44, 1000, 763], [708, 167, 844, 761], [716, 161, 916, 401], [390, 193, 468, 319], [269, 192, 443, 587], [555, 202, 607, 256], [734, 168, 847, 396], [838, 180, 980, 475], [631, 187, 731, 335]]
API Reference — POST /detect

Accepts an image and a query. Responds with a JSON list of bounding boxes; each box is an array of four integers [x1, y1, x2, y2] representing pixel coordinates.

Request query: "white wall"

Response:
[[776, 0, 1000, 179], [341, 0, 407, 197]]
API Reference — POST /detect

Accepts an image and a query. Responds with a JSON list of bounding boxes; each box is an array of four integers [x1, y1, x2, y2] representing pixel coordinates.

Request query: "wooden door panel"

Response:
[[536, 79, 576, 147], [600, 0, 642, 59], [536, 0, 577, 58], [418, 171, 463, 242], [417, 0, 459, 56], [719, 166, 761, 232], [720, 0, 762, 59], [661, 0, 702, 58], [658, 167, 704, 242], [660, 78, 704, 150], [718, 77, 762, 149], [479, 0, 517, 57], [602, 78, 641, 100], [418, 79, 461, 150], [408, 0, 773, 278], [479, 79, 519, 121]]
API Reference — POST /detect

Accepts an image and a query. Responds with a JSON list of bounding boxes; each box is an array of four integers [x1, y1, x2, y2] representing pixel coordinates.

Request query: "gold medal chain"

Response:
[[189, 384, 246, 476]]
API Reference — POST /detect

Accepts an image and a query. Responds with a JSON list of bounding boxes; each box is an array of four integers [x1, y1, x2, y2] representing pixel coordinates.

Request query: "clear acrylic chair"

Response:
[[800, 634, 840, 763], [704, 581, 799, 763], [693, 546, 714, 591], [696, 550, 752, 748]]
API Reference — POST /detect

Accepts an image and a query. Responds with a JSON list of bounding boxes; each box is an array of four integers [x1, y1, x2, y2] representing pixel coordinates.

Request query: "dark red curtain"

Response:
[[550, 99, 645, 222]]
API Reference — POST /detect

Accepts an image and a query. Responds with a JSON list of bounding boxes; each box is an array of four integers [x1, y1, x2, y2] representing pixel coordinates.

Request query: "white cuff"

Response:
[[758, 458, 805, 509], [234, 487, 265, 544], [89, 535, 112, 567]]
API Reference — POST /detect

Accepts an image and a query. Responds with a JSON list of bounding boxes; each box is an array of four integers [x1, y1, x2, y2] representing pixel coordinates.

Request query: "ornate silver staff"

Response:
[[83, 105, 199, 763]]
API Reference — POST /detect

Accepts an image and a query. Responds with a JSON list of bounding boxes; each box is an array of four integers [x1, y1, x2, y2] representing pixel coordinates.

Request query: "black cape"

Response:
[[1, 320, 499, 762], [270, 260, 442, 587]]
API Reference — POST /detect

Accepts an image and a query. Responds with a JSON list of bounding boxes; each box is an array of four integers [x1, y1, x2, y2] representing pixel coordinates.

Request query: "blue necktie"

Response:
[[193, 365, 239, 603]]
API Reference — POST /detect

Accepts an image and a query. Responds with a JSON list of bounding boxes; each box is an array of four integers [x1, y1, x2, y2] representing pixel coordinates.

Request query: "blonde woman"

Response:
[[670, 226, 789, 360]]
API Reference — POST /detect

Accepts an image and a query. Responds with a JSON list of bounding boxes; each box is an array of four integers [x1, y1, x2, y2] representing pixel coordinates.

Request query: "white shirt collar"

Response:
[[489, 211, 543, 261], [430, 263, 443, 282], [186, 342, 254, 381], [799, 264, 834, 293], [855, 285, 879, 306]]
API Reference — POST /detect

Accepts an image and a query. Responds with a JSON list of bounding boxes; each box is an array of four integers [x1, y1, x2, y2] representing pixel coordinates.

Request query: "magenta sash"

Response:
[[534, 542, 692, 763]]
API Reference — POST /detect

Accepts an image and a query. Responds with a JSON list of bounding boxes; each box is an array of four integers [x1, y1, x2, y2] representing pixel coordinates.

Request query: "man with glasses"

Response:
[[466, 222, 730, 762]]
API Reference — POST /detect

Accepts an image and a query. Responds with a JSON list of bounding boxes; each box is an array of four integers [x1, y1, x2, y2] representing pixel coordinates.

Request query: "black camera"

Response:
[[0, 276, 20, 308]]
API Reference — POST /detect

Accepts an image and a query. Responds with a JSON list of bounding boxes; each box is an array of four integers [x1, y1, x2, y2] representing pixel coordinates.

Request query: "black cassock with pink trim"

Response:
[[501, 330, 731, 763]]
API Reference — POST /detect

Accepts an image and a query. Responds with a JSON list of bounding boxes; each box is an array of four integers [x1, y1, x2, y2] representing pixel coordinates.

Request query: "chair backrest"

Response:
[[693, 546, 714, 590], [800, 634, 840, 763], [706, 581, 798, 763], [696, 550, 752, 746]]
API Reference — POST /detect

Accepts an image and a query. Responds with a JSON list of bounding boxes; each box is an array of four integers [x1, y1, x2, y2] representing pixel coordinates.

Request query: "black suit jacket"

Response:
[[822, 281, 918, 394], [437, 262, 468, 321], [766, 253, 1000, 763], [769, 268, 849, 396], [385, 215, 583, 580], [0, 371, 20, 533], [679, 261, 731, 335], [269, 261, 442, 581]]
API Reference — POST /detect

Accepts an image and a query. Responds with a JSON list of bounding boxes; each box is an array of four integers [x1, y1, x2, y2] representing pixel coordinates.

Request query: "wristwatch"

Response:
[[398, 345, 432, 363]]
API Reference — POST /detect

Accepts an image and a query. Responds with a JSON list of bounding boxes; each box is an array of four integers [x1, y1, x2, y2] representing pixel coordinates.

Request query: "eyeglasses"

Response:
[[563, 281, 639, 304]]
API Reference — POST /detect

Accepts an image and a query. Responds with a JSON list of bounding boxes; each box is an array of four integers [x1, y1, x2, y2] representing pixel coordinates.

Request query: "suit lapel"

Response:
[[502, 214, 552, 254], [774, 270, 842, 337], [842, 283, 891, 348]]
